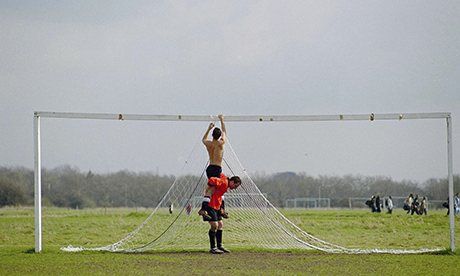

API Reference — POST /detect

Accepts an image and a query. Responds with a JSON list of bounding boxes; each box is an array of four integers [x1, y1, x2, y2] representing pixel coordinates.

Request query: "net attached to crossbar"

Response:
[[62, 138, 444, 254]]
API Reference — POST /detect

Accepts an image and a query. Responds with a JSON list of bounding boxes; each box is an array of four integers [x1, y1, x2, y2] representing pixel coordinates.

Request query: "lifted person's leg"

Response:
[[198, 196, 212, 220]]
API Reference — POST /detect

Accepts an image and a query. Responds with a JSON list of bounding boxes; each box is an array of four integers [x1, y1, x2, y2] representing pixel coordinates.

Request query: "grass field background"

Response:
[[1, 207, 459, 275]]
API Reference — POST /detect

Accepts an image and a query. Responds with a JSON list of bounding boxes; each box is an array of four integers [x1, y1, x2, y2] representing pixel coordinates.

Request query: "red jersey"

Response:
[[208, 173, 228, 210]]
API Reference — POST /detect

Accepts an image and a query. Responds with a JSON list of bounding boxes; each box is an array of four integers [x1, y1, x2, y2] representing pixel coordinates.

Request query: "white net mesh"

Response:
[[62, 138, 444, 254]]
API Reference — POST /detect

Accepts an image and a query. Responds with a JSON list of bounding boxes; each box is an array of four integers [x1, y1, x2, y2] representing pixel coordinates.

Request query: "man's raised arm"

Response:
[[218, 114, 226, 143], [202, 122, 215, 144]]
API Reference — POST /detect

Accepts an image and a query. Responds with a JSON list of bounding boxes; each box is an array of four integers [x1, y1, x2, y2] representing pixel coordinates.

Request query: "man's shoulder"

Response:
[[210, 140, 224, 146], [208, 174, 227, 186], [209, 176, 223, 185]]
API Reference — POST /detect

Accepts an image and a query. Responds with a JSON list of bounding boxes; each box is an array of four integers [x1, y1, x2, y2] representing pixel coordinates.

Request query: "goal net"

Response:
[[61, 138, 443, 254]]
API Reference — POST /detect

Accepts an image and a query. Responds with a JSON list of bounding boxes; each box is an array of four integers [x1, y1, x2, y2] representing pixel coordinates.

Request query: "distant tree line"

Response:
[[0, 166, 173, 209], [252, 172, 459, 207], [0, 166, 458, 208]]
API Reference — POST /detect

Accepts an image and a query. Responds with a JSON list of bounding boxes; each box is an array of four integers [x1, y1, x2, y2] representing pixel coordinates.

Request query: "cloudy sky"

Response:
[[1, 1, 459, 182]]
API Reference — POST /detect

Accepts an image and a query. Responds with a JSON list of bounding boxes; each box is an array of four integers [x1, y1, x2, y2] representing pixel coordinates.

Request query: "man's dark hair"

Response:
[[229, 176, 241, 186], [212, 127, 222, 140]]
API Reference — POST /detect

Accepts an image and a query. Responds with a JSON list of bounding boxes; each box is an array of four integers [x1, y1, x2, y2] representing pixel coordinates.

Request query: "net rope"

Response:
[[62, 136, 444, 254]]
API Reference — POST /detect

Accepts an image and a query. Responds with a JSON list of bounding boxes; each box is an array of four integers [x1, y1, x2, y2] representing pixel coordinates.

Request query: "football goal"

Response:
[[33, 112, 455, 253], [285, 197, 331, 208]]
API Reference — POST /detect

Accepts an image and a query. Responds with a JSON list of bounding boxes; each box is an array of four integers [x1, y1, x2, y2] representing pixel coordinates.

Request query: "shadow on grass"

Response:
[[23, 248, 36, 254]]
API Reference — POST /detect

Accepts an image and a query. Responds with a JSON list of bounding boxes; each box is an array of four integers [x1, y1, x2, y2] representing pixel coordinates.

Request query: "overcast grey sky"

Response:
[[1, 1, 459, 182]]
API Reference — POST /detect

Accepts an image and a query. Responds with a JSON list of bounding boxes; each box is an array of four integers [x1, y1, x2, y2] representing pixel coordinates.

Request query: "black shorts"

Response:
[[206, 165, 222, 179], [202, 205, 222, 222]]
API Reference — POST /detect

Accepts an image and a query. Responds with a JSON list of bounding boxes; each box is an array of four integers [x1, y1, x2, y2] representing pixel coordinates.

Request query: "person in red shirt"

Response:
[[202, 173, 241, 254]]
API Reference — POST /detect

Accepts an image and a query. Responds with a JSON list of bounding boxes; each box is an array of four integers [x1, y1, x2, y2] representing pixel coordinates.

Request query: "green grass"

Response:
[[1, 207, 459, 275]]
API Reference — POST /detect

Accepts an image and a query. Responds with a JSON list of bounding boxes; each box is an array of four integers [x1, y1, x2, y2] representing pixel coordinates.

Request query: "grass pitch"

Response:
[[1, 207, 459, 275]]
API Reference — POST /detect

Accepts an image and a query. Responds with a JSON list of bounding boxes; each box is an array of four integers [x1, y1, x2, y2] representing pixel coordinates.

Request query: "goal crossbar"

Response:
[[33, 111, 455, 253], [35, 111, 450, 122]]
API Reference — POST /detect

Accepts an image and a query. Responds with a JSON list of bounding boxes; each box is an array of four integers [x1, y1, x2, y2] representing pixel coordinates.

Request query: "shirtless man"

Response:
[[203, 114, 226, 179], [198, 114, 228, 220]]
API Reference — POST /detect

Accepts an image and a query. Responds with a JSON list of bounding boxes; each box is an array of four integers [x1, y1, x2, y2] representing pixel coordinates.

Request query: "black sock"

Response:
[[216, 229, 223, 248], [209, 230, 216, 249]]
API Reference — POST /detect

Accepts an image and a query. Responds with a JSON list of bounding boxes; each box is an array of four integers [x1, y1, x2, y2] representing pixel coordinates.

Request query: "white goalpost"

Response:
[[33, 111, 455, 253]]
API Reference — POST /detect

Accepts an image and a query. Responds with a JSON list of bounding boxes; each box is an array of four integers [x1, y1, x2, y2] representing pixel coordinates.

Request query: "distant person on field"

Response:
[[386, 196, 393, 214], [419, 196, 427, 215], [375, 195, 381, 213], [365, 195, 376, 212], [411, 194, 420, 215], [444, 197, 450, 216], [404, 194, 413, 214]]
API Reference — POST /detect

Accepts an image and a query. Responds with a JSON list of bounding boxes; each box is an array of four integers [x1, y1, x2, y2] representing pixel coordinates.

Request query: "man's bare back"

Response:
[[204, 140, 224, 166], [202, 115, 226, 167]]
